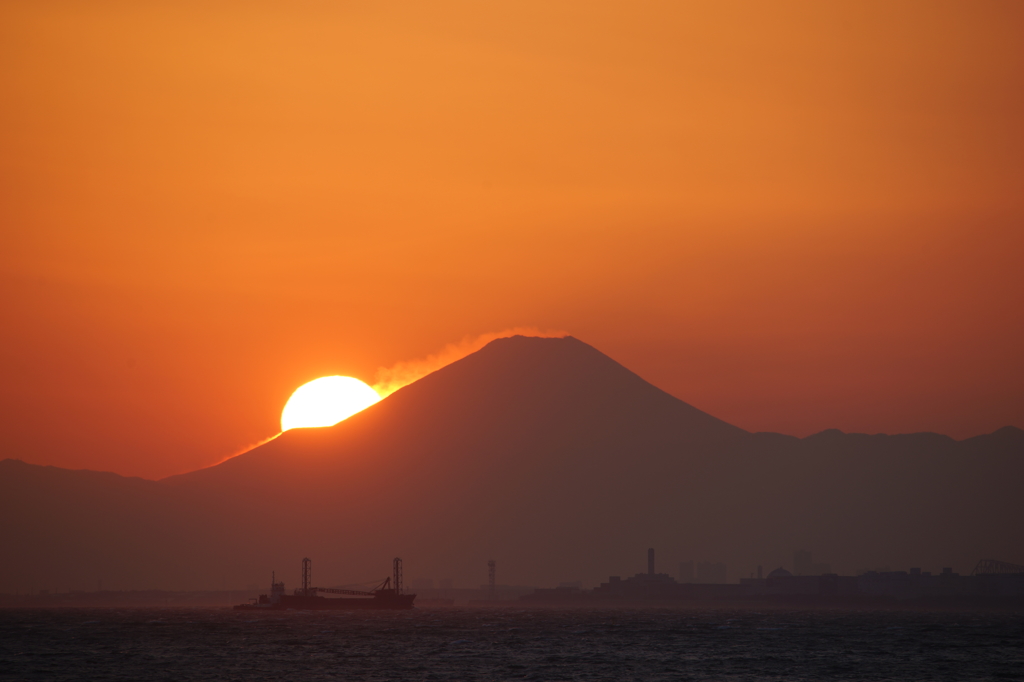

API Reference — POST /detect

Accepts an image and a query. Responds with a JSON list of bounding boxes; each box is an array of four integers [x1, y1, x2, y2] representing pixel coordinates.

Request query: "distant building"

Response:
[[793, 549, 831, 576], [678, 560, 726, 583], [696, 561, 727, 584], [518, 554, 1024, 607], [794, 550, 812, 576]]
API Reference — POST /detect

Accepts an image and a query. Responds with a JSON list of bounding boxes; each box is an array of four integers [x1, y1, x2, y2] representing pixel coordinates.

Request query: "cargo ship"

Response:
[[235, 557, 415, 610]]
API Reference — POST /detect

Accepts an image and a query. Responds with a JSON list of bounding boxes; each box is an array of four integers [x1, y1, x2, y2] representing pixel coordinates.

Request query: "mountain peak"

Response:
[[369, 333, 744, 440]]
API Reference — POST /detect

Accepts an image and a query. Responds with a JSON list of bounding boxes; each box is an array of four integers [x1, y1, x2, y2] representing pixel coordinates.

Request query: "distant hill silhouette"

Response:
[[2, 336, 1022, 592]]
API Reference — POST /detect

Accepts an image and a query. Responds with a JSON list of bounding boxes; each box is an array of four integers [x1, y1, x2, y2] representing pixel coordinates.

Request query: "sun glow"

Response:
[[281, 376, 381, 431]]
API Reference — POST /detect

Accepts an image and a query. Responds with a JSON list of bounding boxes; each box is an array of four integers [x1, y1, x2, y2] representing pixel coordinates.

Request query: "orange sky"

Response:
[[2, 1, 1022, 479]]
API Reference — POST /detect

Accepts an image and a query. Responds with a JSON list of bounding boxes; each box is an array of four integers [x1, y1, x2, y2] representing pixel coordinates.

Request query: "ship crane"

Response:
[[307, 558, 403, 598]]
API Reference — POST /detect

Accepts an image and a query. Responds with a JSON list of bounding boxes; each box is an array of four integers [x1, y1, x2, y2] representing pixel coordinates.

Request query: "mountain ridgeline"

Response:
[[1, 336, 1021, 592]]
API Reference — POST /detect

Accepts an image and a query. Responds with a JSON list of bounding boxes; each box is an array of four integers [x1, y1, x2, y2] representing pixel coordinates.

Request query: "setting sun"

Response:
[[280, 376, 381, 431]]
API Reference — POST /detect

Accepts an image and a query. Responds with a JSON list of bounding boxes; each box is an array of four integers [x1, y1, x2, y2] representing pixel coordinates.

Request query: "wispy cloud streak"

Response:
[[372, 327, 568, 397]]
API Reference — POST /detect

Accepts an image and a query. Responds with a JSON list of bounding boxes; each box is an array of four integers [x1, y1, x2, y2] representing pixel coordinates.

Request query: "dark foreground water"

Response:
[[1, 607, 1022, 681]]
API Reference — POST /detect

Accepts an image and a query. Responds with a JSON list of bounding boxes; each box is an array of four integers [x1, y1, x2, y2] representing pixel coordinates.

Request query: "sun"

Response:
[[281, 376, 381, 431]]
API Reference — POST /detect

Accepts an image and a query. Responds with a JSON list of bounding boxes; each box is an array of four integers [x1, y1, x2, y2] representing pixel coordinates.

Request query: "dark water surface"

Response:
[[1, 607, 1021, 681]]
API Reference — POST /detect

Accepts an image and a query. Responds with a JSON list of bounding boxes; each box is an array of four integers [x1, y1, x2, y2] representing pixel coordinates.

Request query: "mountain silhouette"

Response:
[[1, 336, 1021, 592]]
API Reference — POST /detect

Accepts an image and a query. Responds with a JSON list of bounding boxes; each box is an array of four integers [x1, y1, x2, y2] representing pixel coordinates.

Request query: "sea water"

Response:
[[1, 607, 1021, 681]]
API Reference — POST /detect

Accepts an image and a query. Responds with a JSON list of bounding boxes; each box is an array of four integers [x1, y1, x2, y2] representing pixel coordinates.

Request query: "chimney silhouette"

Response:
[[648, 548, 655, 575]]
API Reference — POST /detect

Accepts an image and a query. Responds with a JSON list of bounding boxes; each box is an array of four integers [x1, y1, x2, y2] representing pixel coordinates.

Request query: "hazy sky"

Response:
[[2, 1, 1022, 479]]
